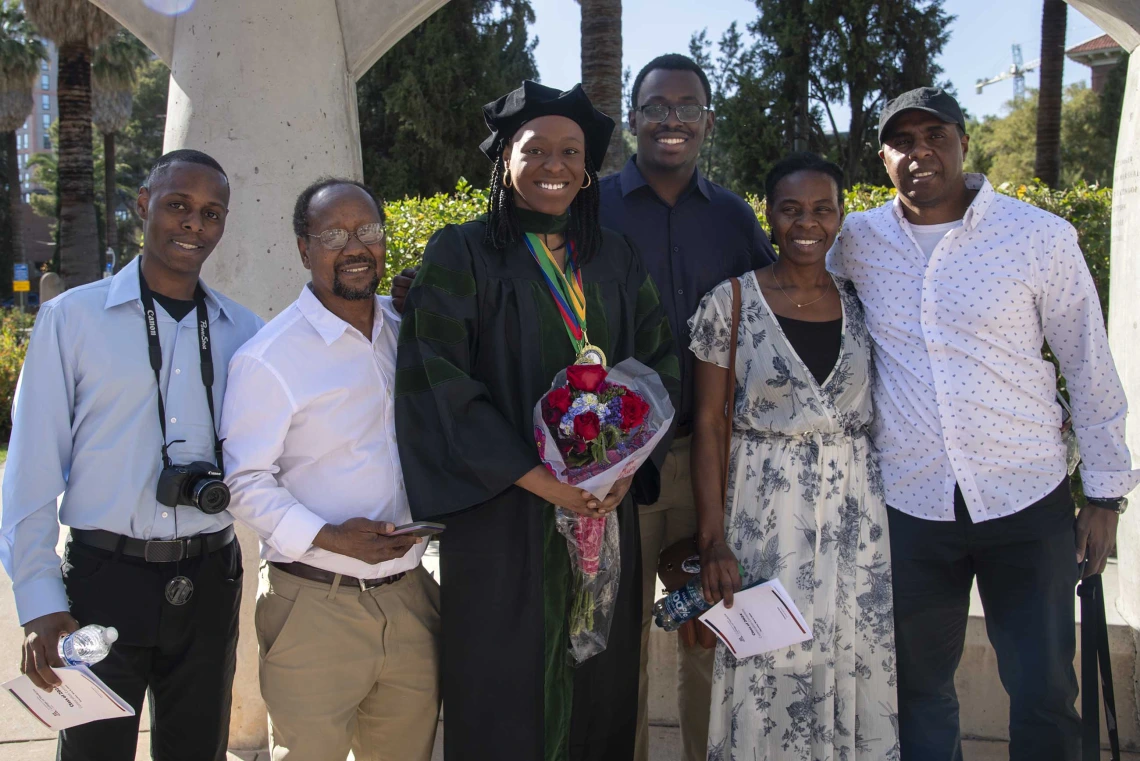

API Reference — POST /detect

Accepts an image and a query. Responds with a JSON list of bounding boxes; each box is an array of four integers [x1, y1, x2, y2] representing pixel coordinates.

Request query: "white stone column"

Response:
[[88, 0, 447, 749], [1067, 0, 1140, 737], [1107, 48, 1140, 733]]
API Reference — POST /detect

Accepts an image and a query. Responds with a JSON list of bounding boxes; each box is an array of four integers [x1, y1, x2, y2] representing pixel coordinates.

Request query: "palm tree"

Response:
[[0, 2, 46, 302], [24, 0, 117, 288], [578, 0, 624, 176], [92, 28, 146, 265], [1034, 0, 1066, 188]]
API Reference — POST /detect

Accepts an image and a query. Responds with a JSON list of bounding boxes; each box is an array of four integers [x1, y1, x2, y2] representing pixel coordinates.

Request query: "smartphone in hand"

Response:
[[388, 521, 446, 538]]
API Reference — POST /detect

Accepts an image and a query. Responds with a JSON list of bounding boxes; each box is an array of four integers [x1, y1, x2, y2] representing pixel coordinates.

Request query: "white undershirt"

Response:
[[909, 219, 963, 259]]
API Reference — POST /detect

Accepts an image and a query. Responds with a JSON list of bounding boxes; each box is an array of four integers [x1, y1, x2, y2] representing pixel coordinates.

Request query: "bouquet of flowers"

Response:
[[534, 358, 675, 663]]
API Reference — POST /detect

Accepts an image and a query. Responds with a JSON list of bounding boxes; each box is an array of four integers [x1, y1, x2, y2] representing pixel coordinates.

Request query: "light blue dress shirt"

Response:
[[0, 256, 263, 624]]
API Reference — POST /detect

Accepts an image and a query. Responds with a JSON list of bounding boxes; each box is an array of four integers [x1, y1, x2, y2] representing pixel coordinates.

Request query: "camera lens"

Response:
[[192, 478, 231, 515]]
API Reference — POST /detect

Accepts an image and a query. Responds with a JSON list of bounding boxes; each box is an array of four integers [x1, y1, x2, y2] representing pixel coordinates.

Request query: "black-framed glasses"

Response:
[[636, 104, 711, 123], [307, 222, 385, 250]]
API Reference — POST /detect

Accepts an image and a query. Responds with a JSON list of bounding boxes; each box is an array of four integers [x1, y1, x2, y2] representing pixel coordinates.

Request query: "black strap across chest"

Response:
[[137, 266, 223, 472]]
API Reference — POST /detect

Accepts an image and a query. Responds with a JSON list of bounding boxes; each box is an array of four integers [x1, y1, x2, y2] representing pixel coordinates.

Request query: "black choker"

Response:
[[515, 207, 569, 234]]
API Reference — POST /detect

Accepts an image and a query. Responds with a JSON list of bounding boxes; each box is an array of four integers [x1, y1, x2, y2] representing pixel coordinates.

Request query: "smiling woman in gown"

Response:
[[394, 81, 680, 761]]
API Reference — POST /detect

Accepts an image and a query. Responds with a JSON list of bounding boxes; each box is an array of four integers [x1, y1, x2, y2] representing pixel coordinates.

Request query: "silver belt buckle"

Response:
[[143, 539, 186, 563]]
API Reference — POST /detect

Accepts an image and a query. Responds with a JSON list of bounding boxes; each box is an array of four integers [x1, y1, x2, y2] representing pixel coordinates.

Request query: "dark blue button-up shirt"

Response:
[[600, 157, 776, 427]]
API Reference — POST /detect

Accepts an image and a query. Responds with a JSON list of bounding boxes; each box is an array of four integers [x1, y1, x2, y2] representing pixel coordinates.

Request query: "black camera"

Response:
[[156, 461, 231, 514]]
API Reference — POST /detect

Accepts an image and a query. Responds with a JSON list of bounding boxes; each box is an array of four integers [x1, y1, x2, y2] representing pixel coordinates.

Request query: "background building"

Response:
[[15, 40, 58, 287], [1066, 33, 1126, 93]]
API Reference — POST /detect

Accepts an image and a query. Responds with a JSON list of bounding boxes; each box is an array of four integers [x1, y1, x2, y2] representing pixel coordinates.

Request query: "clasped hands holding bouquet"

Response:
[[517, 467, 633, 518]]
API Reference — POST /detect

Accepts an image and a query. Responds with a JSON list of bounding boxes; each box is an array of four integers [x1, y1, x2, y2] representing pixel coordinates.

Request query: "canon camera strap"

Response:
[[1078, 573, 1121, 761], [138, 266, 223, 473]]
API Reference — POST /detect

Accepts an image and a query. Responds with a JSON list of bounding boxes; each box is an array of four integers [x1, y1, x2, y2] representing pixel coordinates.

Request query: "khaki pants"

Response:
[[255, 563, 442, 761], [635, 436, 715, 761]]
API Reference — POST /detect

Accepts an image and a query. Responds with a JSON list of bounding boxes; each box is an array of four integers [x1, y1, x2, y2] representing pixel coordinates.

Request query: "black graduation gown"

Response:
[[394, 220, 679, 761]]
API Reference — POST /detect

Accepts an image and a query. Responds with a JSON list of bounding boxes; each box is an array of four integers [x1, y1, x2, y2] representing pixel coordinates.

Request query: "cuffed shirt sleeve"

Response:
[[1039, 222, 1140, 498], [0, 304, 73, 624], [220, 353, 326, 559]]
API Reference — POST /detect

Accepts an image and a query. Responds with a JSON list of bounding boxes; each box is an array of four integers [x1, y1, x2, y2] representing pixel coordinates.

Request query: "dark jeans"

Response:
[[57, 534, 243, 761], [889, 478, 1080, 761]]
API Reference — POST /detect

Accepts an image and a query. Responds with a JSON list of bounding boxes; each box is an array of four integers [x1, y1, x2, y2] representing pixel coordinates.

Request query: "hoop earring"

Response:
[[502, 169, 512, 189], [581, 172, 592, 189]]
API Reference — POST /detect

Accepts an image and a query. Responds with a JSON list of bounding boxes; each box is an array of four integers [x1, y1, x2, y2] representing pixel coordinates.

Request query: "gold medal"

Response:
[[575, 343, 607, 366]]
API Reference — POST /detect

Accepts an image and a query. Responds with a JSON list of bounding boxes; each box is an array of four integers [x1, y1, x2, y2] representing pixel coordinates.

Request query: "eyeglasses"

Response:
[[307, 223, 386, 250], [636, 104, 711, 123]]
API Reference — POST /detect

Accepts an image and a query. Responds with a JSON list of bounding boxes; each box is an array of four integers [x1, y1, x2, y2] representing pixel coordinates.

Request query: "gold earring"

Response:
[[502, 168, 512, 189], [582, 173, 592, 189]]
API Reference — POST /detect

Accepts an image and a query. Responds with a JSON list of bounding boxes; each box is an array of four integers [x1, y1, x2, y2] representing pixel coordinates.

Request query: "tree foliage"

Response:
[[689, 0, 953, 196], [966, 84, 1118, 189], [0, 1, 45, 302], [357, 0, 537, 202], [30, 56, 167, 267], [24, 0, 118, 288]]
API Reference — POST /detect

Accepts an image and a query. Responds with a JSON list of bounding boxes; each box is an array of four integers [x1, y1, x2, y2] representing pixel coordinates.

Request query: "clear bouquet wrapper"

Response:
[[533, 358, 676, 663]]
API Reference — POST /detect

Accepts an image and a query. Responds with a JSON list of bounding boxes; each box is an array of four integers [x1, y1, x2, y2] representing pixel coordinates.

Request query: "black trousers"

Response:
[[57, 533, 243, 761], [888, 478, 1081, 761]]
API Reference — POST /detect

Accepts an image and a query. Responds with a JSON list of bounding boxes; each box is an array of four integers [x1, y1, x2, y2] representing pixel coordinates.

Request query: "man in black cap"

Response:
[[828, 86, 1138, 760]]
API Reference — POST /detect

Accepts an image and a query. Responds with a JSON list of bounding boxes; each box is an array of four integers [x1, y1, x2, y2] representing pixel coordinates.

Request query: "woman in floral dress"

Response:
[[688, 153, 898, 760]]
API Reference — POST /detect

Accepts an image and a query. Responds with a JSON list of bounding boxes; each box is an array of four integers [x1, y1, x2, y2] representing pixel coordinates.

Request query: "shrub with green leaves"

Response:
[[381, 179, 1112, 313], [382, 178, 488, 293], [0, 309, 35, 442], [745, 180, 1112, 314]]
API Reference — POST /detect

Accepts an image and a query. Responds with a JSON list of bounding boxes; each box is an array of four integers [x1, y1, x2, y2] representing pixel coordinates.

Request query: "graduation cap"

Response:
[[479, 80, 615, 167]]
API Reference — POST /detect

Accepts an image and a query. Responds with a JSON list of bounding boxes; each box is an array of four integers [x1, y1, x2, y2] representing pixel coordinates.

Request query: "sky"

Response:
[[529, 0, 1108, 130]]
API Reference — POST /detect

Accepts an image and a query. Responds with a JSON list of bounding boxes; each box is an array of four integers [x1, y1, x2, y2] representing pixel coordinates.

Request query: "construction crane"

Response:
[[975, 44, 1041, 100]]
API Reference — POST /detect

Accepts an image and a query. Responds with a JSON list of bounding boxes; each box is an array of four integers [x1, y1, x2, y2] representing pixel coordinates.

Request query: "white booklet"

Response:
[[4, 665, 135, 730], [698, 578, 813, 659]]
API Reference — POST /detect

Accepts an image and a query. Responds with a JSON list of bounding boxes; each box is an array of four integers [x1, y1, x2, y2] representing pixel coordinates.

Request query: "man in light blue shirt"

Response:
[[0, 150, 263, 761]]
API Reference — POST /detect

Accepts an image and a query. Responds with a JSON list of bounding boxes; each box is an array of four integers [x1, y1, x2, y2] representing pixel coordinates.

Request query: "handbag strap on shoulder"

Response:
[[722, 277, 741, 507]]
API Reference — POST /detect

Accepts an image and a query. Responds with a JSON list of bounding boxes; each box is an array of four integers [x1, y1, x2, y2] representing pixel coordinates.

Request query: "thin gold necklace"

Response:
[[771, 266, 833, 308]]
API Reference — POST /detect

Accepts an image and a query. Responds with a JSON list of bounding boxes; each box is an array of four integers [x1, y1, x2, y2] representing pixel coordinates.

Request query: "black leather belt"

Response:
[[270, 561, 406, 591], [71, 525, 235, 563]]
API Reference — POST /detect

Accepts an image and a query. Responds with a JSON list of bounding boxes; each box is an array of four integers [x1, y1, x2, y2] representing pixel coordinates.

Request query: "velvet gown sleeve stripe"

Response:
[[394, 224, 540, 520]]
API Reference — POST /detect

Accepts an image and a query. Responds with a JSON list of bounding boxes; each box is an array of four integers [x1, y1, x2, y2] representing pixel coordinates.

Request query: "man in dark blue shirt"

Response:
[[600, 53, 775, 761]]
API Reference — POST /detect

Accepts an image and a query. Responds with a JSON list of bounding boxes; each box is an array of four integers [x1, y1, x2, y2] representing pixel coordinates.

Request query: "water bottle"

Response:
[[57, 624, 118, 667], [103, 247, 115, 279], [652, 563, 750, 632]]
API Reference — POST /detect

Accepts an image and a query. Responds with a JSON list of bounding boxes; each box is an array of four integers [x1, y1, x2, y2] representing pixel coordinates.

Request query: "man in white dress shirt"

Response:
[[221, 178, 439, 761], [829, 87, 1139, 761]]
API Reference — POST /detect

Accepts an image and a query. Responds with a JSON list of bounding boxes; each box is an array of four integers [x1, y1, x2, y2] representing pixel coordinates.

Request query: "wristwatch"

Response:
[[1087, 497, 1129, 515]]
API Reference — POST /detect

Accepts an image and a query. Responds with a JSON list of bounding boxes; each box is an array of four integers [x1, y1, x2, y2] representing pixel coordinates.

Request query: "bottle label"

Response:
[[665, 581, 709, 623]]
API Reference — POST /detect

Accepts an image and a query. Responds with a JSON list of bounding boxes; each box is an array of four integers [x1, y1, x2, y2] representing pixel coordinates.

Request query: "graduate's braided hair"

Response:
[[485, 149, 603, 264]]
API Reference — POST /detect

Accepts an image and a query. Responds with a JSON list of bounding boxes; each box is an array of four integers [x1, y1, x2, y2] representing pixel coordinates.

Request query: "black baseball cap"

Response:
[[878, 87, 966, 145]]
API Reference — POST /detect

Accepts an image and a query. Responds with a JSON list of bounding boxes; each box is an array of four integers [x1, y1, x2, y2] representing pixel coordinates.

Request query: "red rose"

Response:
[[543, 386, 573, 425], [566, 364, 608, 393], [619, 393, 650, 431], [573, 411, 601, 441]]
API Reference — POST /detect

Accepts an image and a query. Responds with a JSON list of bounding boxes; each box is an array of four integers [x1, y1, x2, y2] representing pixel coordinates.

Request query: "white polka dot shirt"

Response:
[[828, 174, 1140, 522]]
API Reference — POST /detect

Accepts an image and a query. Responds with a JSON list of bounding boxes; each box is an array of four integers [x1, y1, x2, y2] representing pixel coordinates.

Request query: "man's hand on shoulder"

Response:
[[22, 611, 78, 691], [312, 517, 421, 565], [390, 267, 419, 315]]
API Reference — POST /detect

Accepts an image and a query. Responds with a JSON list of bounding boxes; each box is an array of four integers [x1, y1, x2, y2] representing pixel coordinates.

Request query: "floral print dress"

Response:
[[688, 272, 899, 761]]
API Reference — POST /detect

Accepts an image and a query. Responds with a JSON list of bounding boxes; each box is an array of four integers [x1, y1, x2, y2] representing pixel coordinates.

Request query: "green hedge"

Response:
[[746, 180, 1113, 316], [385, 179, 1113, 315], [0, 309, 35, 443], [383, 178, 489, 294]]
